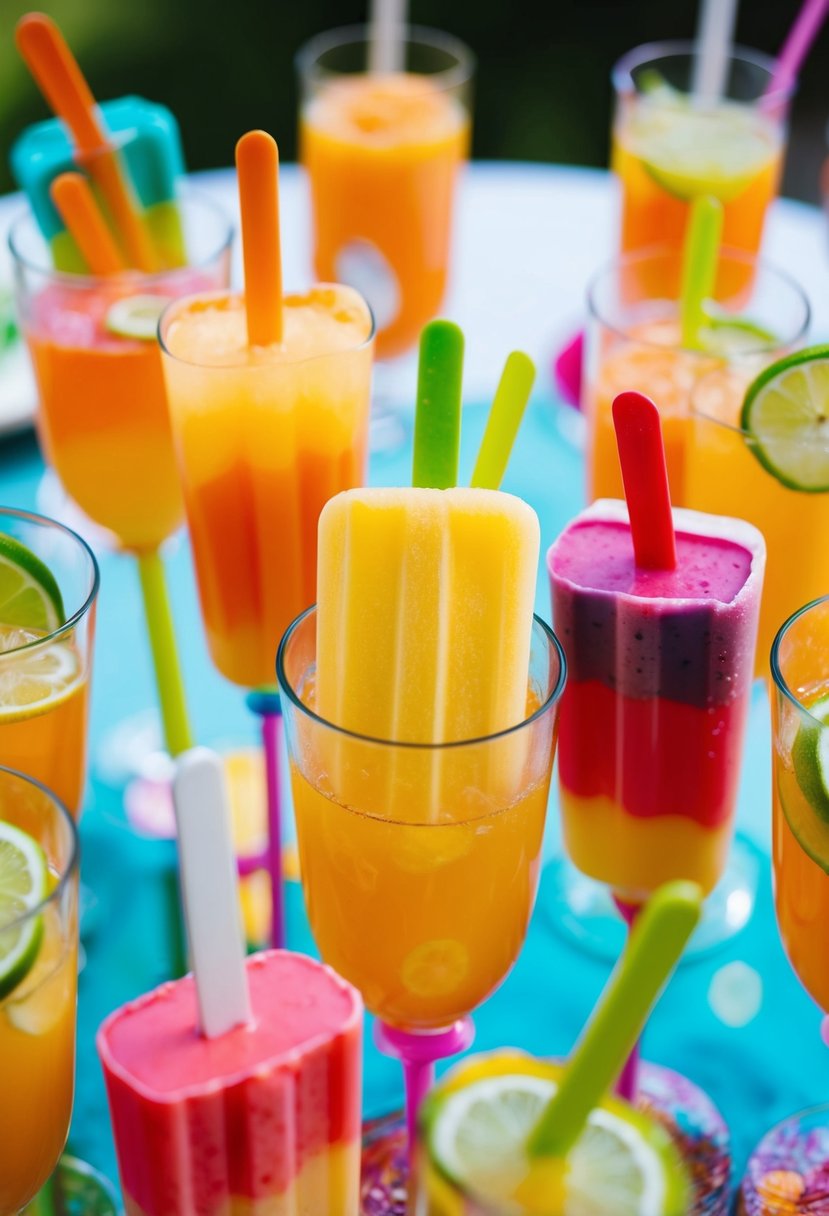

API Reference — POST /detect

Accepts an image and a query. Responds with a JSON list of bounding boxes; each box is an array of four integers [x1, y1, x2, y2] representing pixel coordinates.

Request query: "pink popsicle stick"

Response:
[[769, 0, 829, 96], [375, 1017, 475, 1164], [612, 391, 676, 571]]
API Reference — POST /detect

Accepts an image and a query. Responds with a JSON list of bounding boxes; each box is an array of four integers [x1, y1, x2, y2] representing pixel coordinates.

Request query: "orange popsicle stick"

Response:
[[236, 130, 283, 346], [16, 12, 159, 273], [50, 172, 125, 276]]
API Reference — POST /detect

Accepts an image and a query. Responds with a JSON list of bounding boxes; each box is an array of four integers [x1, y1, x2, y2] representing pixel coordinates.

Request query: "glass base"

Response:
[[21, 1156, 119, 1216], [740, 1103, 829, 1216], [540, 832, 762, 962], [358, 1062, 730, 1215]]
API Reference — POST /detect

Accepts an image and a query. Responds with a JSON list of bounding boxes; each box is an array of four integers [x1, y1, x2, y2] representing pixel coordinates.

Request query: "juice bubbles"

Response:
[[298, 29, 472, 360], [0, 771, 78, 1215], [160, 286, 374, 689], [611, 43, 790, 261]]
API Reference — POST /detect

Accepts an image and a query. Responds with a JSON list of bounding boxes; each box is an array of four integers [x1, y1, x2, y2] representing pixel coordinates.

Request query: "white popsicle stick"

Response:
[[692, 0, 739, 103], [368, 0, 407, 75], [173, 747, 252, 1038]]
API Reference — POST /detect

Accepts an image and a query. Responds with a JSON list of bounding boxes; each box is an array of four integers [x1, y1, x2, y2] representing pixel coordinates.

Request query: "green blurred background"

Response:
[[1, 0, 827, 202]]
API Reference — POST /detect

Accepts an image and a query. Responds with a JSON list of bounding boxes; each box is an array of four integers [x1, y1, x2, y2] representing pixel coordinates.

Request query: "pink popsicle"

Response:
[[98, 950, 363, 1216]]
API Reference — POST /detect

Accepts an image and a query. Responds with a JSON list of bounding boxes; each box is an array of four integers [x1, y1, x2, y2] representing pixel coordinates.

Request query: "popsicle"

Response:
[[548, 398, 765, 902], [97, 749, 364, 1216]]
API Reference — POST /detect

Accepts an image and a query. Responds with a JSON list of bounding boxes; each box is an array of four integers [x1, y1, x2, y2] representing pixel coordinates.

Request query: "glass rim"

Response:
[[586, 242, 811, 357], [0, 764, 78, 936], [157, 284, 377, 368], [771, 594, 829, 725], [611, 38, 795, 107], [0, 506, 99, 658], [295, 23, 476, 92], [7, 187, 234, 288], [277, 604, 567, 751], [691, 355, 819, 440]]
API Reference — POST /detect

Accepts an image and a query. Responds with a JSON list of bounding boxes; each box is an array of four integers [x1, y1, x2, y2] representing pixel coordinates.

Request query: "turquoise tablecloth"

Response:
[[1, 395, 826, 1200]]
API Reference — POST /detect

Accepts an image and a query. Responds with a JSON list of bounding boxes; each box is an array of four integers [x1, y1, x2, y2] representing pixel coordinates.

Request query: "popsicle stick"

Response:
[[680, 195, 723, 350], [368, 0, 407, 74], [50, 172, 125, 276], [526, 882, 702, 1160], [236, 131, 283, 347], [470, 351, 535, 490], [612, 391, 676, 571], [412, 320, 464, 489], [137, 551, 194, 759], [691, 0, 739, 103], [16, 13, 159, 272], [173, 748, 252, 1038], [769, 0, 829, 97]]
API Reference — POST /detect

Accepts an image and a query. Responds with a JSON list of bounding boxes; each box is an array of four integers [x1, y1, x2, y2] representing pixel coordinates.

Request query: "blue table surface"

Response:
[[0, 393, 826, 1201]]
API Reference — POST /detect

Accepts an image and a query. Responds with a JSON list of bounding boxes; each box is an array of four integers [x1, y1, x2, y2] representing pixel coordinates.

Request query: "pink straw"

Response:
[[769, 0, 829, 96]]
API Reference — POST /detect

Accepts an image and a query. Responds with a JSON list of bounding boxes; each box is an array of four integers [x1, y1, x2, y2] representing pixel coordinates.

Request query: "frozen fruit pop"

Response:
[[549, 495, 764, 900]]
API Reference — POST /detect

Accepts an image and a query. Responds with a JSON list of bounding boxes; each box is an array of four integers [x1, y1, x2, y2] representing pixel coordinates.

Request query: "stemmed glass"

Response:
[[278, 606, 565, 1209]]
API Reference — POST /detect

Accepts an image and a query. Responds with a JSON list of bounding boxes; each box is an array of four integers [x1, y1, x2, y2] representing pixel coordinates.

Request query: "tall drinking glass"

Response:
[[297, 25, 473, 361], [0, 508, 98, 817], [9, 188, 232, 768], [585, 247, 810, 506], [279, 606, 564, 1207], [0, 768, 78, 1215], [612, 41, 791, 261]]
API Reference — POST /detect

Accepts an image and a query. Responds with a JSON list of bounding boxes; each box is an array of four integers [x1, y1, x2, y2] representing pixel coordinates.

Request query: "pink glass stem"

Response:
[[375, 1017, 475, 1164], [245, 688, 285, 949], [769, 0, 829, 96], [821, 1016, 829, 1049], [613, 894, 641, 1102]]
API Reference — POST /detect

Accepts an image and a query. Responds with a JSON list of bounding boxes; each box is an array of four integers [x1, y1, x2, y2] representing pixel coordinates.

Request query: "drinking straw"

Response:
[[137, 553, 195, 759], [412, 320, 464, 489], [680, 195, 723, 350], [470, 351, 535, 489], [691, 0, 739, 103], [16, 13, 160, 273], [173, 748, 251, 1037], [769, 0, 829, 98], [368, 0, 407, 74], [236, 130, 283, 347], [526, 881, 702, 1161], [612, 391, 677, 570], [50, 172, 125, 276]]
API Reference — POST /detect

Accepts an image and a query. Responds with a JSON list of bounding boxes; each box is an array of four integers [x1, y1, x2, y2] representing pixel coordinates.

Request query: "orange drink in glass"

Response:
[[297, 26, 472, 361], [612, 41, 790, 264], [0, 509, 98, 817], [0, 768, 78, 1215], [585, 247, 810, 507]]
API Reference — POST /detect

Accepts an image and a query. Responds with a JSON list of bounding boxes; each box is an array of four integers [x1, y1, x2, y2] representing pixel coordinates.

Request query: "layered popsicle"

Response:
[[549, 498, 764, 900], [97, 949, 363, 1216]]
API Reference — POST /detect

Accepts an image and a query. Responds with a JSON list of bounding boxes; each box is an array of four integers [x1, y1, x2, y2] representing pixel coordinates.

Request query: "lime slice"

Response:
[[697, 312, 779, 358], [0, 823, 47, 1000], [740, 346, 829, 492], [0, 534, 63, 634], [0, 633, 83, 724], [424, 1060, 689, 1216], [792, 695, 829, 825], [104, 294, 168, 341], [5, 903, 73, 1034]]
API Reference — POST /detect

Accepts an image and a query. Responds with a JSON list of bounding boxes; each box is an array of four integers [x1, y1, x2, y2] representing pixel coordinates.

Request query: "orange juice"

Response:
[[686, 369, 829, 679], [301, 74, 469, 359], [161, 285, 374, 689], [0, 899, 77, 1214]]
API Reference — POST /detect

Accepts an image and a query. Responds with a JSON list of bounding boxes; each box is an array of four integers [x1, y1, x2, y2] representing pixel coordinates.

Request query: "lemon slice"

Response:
[[105, 294, 168, 341], [0, 633, 83, 724], [0, 823, 47, 1000], [401, 938, 468, 998], [741, 346, 829, 491]]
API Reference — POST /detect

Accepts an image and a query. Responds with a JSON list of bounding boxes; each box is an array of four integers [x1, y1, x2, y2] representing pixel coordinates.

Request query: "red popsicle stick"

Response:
[[612, 391, 676, 570]]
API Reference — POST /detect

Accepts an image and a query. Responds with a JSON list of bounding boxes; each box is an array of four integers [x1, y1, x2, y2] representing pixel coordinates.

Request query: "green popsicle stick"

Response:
[[527, 880, 703, 1160], [470, 351, 535, 490], [680, 195, 723, 350], [412, 320, 464, 489]]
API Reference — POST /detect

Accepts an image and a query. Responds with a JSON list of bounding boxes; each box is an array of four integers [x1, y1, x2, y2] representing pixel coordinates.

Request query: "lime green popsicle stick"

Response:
[[470, 352, 535, 490], [137, 549, 194, 758], [412, 320, 464, 489], [527, 881, 703, 1160], [680, 196, 723, 350]]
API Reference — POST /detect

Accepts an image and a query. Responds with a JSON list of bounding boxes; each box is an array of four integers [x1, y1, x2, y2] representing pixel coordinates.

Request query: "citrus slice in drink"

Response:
[[740, 346, 829, 491], [0, 534, 63, 633], [0, 823, 48, 1000], [0, 630, 83, 724], [422, 1053, 689, 1216], [697, 312, 779, 358], [5, 903, 74, 1034], [401, 938, 469, 998], [782, 694, 829, 874], [105, 294, 168, 341]]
